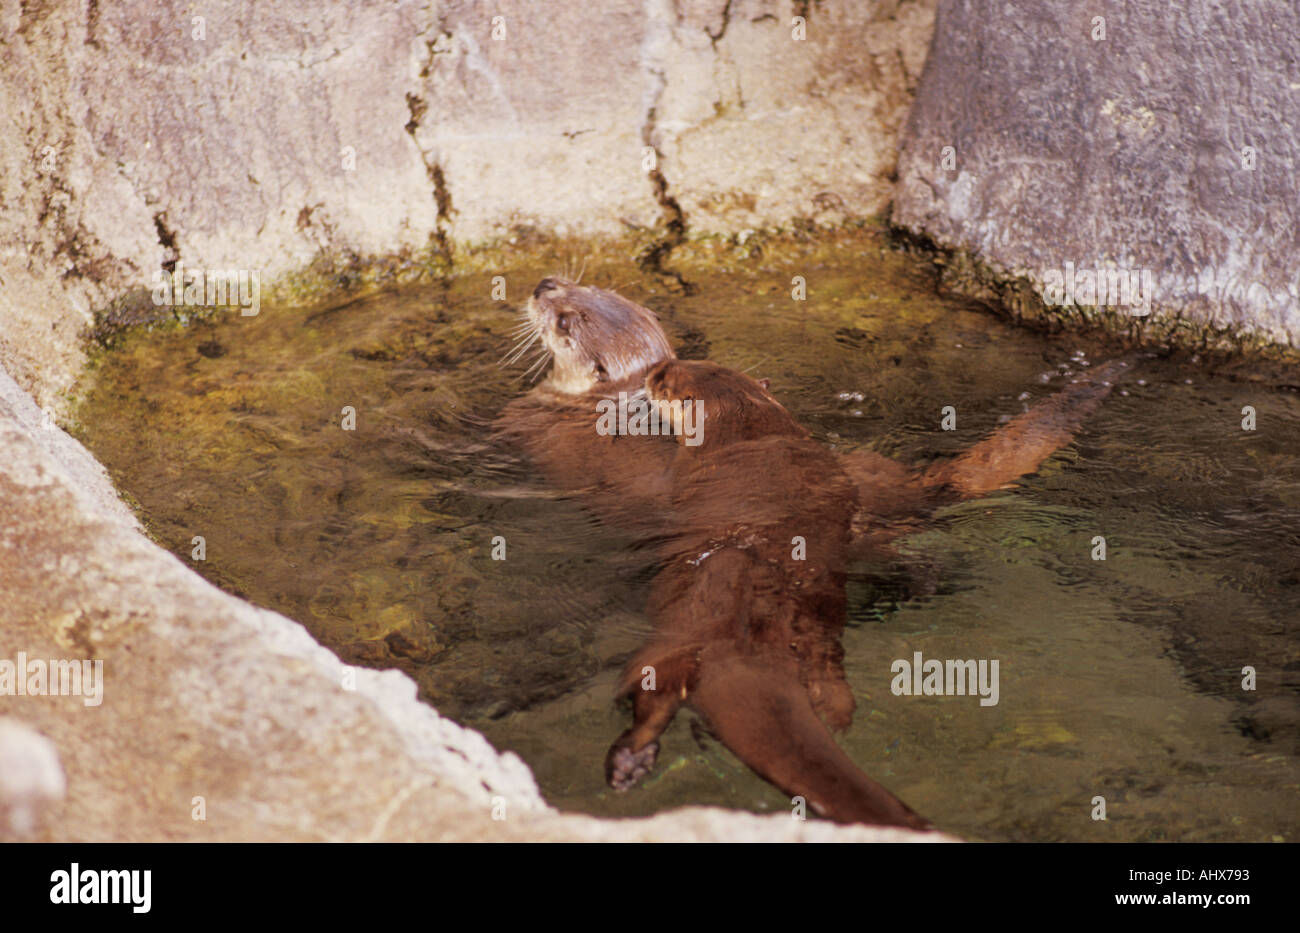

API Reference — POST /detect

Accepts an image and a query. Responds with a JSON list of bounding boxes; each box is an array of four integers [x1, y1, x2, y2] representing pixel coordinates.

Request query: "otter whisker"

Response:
[[521, 343, 548, 365], [500, 334, 531, 366], [500, 326, 541, 366], [511, 342, 549, 375], [522, 348, 553, 383], [501, 340, 538, 368], [521, 342, 550, 369]]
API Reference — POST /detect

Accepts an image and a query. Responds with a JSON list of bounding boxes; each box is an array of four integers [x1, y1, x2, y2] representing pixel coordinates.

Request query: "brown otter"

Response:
[[495, 277, 1131, 827], [494, 277, 680, 535], [607, 358, 928, 826]]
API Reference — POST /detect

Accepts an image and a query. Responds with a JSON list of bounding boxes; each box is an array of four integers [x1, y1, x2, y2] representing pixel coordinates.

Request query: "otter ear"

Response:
[[758, 378, 771, 390]]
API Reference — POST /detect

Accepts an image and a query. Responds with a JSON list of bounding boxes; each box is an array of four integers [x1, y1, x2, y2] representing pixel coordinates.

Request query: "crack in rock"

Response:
[[705, 0, 734, 48], [151, 212, 179, 274], [637, 0, 692, 292], [403, 91, 454, 269]]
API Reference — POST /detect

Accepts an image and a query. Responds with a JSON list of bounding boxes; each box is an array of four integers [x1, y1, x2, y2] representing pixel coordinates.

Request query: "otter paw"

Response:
[[605, 741, 659, 791]]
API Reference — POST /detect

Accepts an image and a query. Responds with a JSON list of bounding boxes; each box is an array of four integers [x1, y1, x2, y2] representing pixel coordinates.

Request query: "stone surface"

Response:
[[0, 718, 66, 836], [893, 0, 1300, 346], [0, 0, 935, 414], [417, 0, 934, 240]]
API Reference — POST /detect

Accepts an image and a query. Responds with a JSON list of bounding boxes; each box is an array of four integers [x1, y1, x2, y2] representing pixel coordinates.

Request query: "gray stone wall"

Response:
[[1, 0, 934, 410], [894, 0, 1300, 347]]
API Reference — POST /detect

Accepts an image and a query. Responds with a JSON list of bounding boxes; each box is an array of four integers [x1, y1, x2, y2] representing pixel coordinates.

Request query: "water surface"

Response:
[[75, 237, 1300, 840]]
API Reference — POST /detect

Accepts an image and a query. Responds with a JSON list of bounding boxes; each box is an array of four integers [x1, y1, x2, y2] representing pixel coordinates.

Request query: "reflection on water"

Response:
[[75, 234, 1300, 841]]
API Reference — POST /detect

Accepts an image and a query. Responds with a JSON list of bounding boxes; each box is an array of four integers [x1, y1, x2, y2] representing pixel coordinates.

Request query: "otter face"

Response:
[[519, 277, 675, 395]]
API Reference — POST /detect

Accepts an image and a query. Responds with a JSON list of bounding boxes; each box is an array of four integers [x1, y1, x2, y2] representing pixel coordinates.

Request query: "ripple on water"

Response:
[[75, 247, 1300, 840]]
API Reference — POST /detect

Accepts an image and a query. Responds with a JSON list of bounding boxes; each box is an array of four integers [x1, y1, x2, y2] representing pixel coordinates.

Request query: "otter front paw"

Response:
[[605, 740, 659, 791]]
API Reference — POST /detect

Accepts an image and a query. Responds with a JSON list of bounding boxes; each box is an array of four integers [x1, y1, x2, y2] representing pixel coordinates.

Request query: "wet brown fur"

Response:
[[494, 278, 1131, 828]]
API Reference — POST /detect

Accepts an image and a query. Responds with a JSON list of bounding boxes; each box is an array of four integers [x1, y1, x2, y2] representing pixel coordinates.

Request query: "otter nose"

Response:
[[533, 277, 562, 298]]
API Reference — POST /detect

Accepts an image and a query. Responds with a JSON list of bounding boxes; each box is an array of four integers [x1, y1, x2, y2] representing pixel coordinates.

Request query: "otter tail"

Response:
[[688, 656, 931, 829], [923, 355, 1135, 500]]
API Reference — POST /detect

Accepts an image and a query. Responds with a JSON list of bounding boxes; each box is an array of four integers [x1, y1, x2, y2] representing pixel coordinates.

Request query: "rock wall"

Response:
[[0, 0, 941, 842], [893, 0, 1300, 347], [0, 0, 935, 412]]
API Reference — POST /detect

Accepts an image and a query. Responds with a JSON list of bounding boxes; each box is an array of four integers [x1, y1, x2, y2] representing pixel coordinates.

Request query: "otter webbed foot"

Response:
[[605, 736, 660, 791], [604, 676, 685, 791]]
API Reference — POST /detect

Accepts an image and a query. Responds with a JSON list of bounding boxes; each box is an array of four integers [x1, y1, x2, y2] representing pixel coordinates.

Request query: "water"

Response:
[[74, 234, 1300, 840]]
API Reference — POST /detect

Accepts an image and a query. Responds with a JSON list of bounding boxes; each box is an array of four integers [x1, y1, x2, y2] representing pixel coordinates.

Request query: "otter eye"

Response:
[[555, 314, 570, 333], [595, 362, 609, 382]]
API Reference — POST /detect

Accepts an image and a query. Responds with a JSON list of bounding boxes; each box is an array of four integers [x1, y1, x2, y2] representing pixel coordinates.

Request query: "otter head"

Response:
[[644, 359, 808, 449], [521, 277, 675, 395]]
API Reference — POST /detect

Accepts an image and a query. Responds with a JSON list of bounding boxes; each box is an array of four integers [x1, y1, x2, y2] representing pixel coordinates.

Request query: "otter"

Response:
[[494, 277, 681, 536], [606, 358, 929, 826], [495, 277, 1132, 827]]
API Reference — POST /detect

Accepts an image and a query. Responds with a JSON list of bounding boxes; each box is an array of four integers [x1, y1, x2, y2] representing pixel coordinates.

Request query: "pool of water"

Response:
[[74, 234, 1300, 840]]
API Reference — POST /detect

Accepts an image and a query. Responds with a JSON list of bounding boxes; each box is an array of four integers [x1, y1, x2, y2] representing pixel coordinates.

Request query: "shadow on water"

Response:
[[75, 234, 1300, 840]]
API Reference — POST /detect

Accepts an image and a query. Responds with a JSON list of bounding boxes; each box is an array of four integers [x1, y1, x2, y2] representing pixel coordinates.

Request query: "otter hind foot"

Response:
[[605, 739, 659, 791]]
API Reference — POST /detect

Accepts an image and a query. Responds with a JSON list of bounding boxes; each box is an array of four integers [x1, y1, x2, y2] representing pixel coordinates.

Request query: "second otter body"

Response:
[[495, 277, 1131, 828], [608, 359, 929, 826]]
